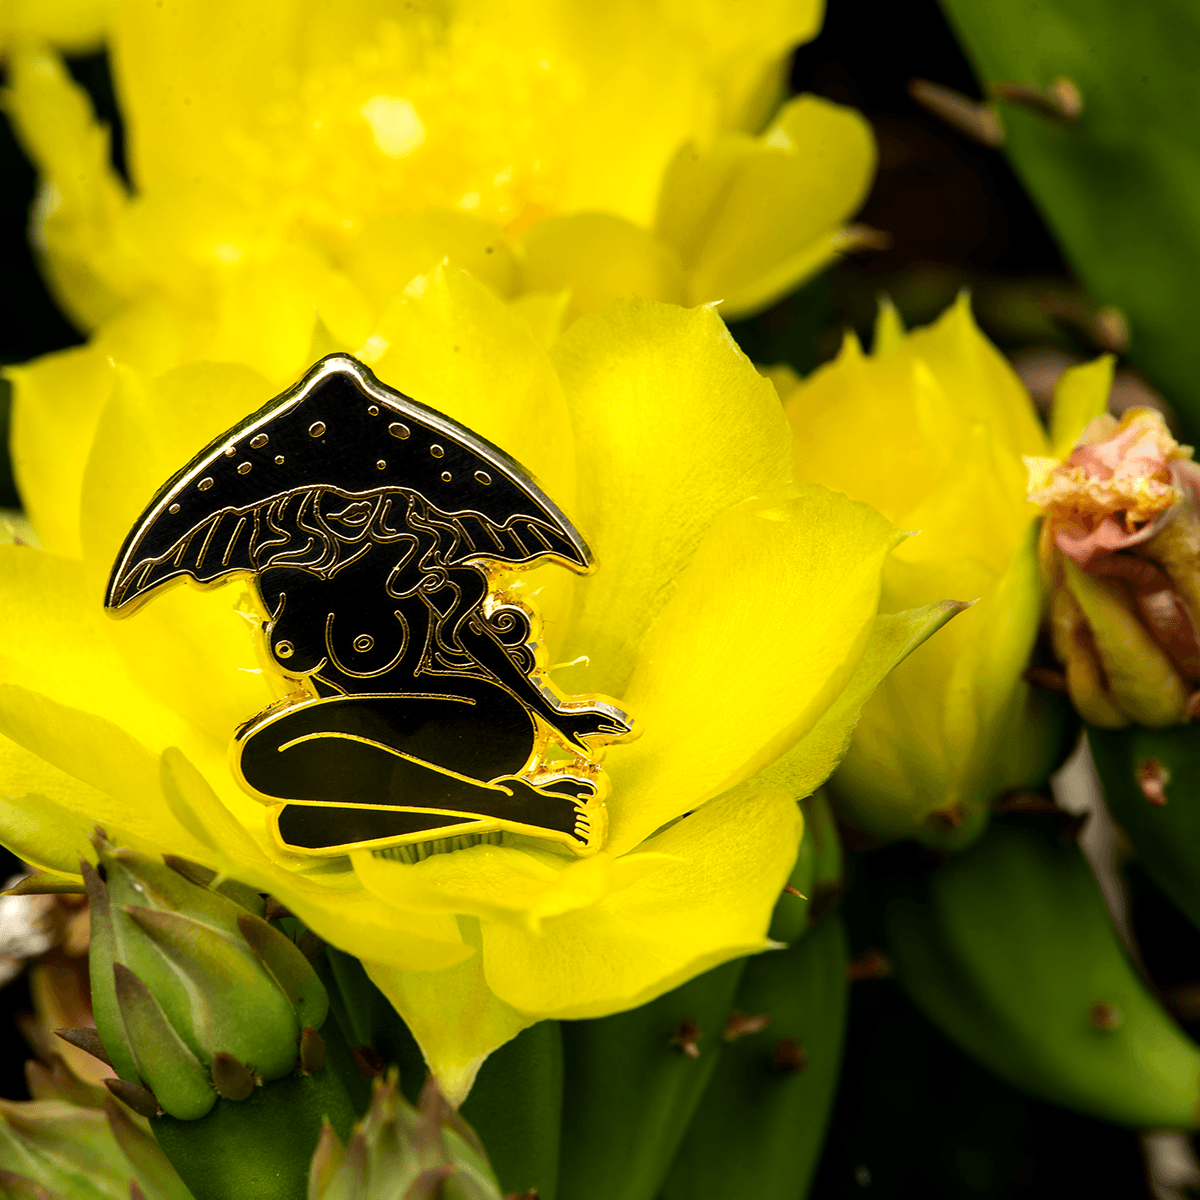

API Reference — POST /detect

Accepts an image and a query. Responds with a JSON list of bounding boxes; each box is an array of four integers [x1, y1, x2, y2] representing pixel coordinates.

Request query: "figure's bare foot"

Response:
[[493, 773, 604, 850]]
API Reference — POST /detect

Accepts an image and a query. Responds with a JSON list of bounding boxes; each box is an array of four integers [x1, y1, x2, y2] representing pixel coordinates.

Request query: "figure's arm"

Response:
[[455, 612, 631, 750]]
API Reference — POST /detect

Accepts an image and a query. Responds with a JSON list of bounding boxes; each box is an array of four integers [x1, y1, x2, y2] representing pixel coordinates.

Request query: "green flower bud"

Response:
[[1056, 560, 1189, 726], [83, 831, 329, 1121], [0, 1094, 193, 1200], [309, 1073, 503, 1200]]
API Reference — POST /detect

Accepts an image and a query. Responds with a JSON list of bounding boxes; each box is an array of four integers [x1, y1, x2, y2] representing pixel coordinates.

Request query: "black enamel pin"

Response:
[[105, 355, 634, 857]]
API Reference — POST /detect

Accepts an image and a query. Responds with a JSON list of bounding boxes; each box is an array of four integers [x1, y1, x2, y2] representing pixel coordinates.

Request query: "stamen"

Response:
[[907, 78, 1005, 146], [991, 77, 1083, 125]]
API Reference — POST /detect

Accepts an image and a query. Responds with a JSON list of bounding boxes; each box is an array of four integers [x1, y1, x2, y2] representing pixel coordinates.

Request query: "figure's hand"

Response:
[[551, 704, 634, 750]]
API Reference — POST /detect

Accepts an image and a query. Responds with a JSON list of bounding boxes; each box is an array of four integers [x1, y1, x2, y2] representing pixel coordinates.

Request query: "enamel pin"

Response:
[[105, 355, 633, 857]]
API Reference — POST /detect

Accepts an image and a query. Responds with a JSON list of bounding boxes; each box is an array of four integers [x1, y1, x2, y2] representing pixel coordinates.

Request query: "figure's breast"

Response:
[[257, 559, 420, 686]]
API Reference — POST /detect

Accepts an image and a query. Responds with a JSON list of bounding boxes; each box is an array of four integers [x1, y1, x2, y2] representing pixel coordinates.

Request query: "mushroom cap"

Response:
[[106, 354, 591, 615]]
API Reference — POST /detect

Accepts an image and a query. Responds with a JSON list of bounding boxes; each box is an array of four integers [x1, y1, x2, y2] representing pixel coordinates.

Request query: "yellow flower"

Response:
[[6, 0, 875, 386], [1, 275, 952, 1099], [777, 295, 1100, 848], [0, 0, 107, 56]]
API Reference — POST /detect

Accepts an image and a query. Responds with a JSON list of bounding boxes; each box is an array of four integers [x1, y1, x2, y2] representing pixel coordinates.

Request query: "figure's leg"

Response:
[[273, 804, 483, 852], [236, 691, 593, 846], [236, 691, 533, 803]]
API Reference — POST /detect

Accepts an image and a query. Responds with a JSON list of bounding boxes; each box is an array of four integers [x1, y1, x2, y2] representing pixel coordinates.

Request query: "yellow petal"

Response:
[[784, 333, 938, 527], [893, 422, 1033, 574], [341, 212, 518, 310], [0, 0, 109, 55], [216, 248, 373, 383], [668, 0, 825, 131], [366, 920, 536, 1105], [530, 0, 824, 222], [519, 214, 685, 323], [832, 525, 1044, 837], [350, 842, 605, 927], [111, 0, 300, 192], [91, 297, 188, 376], [1049, 355, 1115, 459], [657, 95, 875, 317], [79, 363, 281, 736], [761, 362, 802, 397], [0, 546, 198, 745], [509, 290, 572, 352], [369, 265, 578, 515], [0, 735, 108, 873], [352, 840, 677, 935], [480, 784, 801, 1019], [80, 360, 276, 576], [786, 296, 1046, 534], [938, 524, 1048, 804], [5, 44, 128, 328], [278, 878, 473, 973], [517, 5, 727, 225], [550, 300, 794, 697], [0, 547, 273, 875], [871, 295, 906, 356], [0, 683, 214, 855], [205, 250, 340, 386], [753, 601, 966, 800], [901, 292, 1048, 459], [367, 266, 581, 651], [159, 749, 470, 972], [7, 342, 115, 556], [828, 579, 989, 836], [0, 546, 274, 866], [156, 746, 266, 863], [605, 485, 896, 855]]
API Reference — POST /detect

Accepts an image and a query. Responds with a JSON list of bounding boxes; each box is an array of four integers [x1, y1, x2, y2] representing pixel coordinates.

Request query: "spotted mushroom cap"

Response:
[[105, 354, 592, 615]]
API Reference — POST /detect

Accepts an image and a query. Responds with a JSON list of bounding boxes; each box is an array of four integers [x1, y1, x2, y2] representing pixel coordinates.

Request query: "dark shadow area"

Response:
[[812, 846, 1150, 1199], [0, 845, 35, 1101]]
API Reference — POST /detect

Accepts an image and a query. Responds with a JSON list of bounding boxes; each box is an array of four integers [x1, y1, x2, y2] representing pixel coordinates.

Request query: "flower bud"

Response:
[[1028, 408, 1200, 727], [780, 295, 1076, 847], [309, 1072, 503, 1200], [0, 1094, 191, 1200], [82, 831, 329, 1120]]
